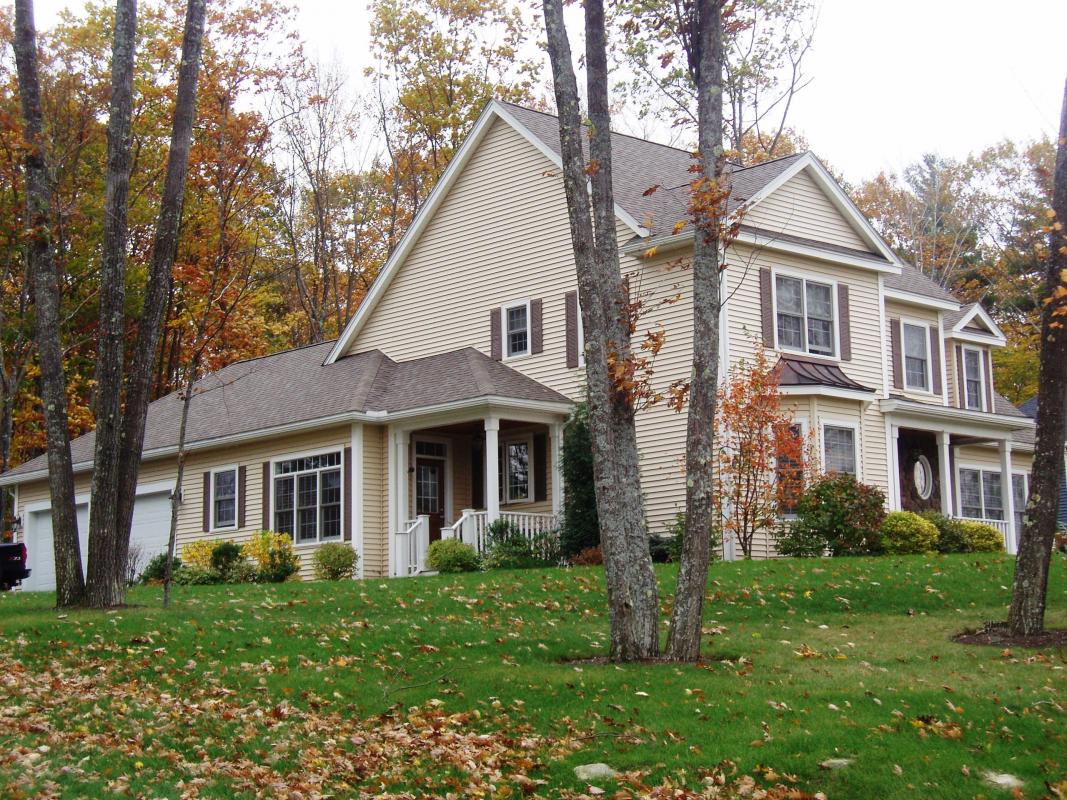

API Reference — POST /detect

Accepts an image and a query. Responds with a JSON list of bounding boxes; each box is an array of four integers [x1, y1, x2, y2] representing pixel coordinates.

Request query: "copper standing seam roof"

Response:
[[774, 354, 875, 393]]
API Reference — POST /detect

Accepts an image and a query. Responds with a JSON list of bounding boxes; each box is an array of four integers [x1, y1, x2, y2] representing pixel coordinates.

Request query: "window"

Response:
[[913, 455, 933, 500], [776, 422, 805, 515], [963, 347, 985, 411], [902, 322, 930, 391], [822, 424, 857, 476], [959, 467, 1002, 520], [274, 451, 342, 544], [212, 467, 237, 530], [1012, 473, 1030, 532], [775, 274, 835, 357], [498, 438, 531, 503], [503, 302, 529, 358]]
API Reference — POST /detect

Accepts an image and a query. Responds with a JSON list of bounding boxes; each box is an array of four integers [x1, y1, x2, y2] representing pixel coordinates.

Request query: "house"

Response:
[[0, 101, 1035, 588], [1018, 395, 1067, 528]]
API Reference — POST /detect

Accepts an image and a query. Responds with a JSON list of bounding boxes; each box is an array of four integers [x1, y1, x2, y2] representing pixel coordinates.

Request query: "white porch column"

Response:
[[550, 421, 564, 516], [888, 424, 901, 510], [392, 429, 409, 575], [485, 416, 500, 524], [936, 431, 952, 516], [999, 439, 1016, 554]]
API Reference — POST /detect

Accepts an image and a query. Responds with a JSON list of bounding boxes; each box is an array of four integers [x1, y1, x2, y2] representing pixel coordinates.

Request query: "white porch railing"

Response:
[[955, 515, 1012, 550], [396, 515, 430, 576], [443, 509, 559, 555]]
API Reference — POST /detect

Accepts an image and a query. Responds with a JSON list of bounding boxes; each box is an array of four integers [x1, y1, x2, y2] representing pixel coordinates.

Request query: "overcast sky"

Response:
[[24, 0, 1067, 181]]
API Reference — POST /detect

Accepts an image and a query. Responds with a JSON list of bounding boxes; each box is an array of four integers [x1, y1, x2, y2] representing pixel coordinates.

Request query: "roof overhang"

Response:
[[779, 385, 877, 404], [944, 304, 1007, 347], [0, 395, 574, 488], [880, 397, 1033, 438], [883, 286, 960, 312]]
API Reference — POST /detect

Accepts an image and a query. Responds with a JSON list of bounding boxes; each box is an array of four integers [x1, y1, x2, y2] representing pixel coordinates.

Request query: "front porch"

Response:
[[885, 401, 1034, 554], [390, 412, 566, 576]]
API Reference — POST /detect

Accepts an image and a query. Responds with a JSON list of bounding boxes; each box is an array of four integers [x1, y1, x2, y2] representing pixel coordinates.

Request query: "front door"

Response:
[[415, 458, 445, 541]]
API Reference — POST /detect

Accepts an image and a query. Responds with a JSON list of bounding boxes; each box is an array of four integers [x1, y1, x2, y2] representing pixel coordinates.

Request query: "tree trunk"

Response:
[[543, 0, 660, 660], [163, 359, 198, 609], [108, 0, 207, 608], [667, 0, 727, 661], [1008, 78, 1067, 636], [85, 0, 138, 609], [12, 0, 85, 607]]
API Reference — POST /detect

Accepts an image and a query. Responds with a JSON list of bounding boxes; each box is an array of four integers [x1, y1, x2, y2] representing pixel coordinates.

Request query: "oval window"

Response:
[[913, 455, 933, 500]]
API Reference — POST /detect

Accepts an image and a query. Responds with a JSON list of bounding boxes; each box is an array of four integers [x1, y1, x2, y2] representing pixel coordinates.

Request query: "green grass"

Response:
[[1, 554, 1064, 798]]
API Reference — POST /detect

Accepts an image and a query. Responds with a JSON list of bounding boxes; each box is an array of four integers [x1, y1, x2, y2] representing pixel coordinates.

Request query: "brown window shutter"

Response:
[[889, 319, 903, 390], [837, 284, 851, 361], [983, 350, 994, 411], [202, 472, 211, 532], [533, 433, 547, 503], [530, 298, 543, 354], [237, 465, 247, 528], [565, 291, 579, 368], [955, 345, 965, 407], [759, 268, 774, 346], [928, 326, 942, 396], [490, 307, 501, 361], [261, 461, 271, 529], [343, 446, 353, 541]]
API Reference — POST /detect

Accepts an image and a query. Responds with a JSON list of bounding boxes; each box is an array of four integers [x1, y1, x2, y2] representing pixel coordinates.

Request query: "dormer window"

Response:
[[775, 274, 835, 357], [962, 347, 985, 411], [902, 322, 930, 392]]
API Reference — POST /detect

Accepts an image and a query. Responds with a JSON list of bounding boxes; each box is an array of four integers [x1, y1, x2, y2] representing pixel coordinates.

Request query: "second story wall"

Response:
[[884, 300, 945, 404]]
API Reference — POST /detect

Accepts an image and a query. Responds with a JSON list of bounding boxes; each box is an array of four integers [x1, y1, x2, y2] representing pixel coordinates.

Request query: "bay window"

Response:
[[822, 424, 857, 476]]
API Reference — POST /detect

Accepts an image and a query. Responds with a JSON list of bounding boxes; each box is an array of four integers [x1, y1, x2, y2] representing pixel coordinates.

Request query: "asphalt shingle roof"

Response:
[[2, 345, 569, 481]]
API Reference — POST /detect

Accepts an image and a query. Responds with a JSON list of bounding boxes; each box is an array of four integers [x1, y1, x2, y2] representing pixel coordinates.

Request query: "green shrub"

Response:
[[880, 511, 939, 554], [172, 565, 221, 585], [426, 539, 481, 573], [921, 512, 969, 553], [243, 531, 300, 583], [313, 542, 359, 580], [210, 541, 244, 576], [141, 553, 179, 584], [226, 560, 258, 584], [777, 474, 886, 557], [560, 404, 599, 557], [958, 520, 1005, 553], [483, 519, 553, 569], [665, 513, 685, 562]]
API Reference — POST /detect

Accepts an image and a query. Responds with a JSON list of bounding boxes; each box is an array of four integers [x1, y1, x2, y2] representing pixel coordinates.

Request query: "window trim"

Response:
[[900, 317, 933, 394], [412, 434, 453, 524], [269, 447, 345, 547], [498, 434, 535, 505], [771, 267, 840, 361], [501, 299, 532, 361], [209, 465, 239, 532], [820, 419, 860, 479], [956, 464, 1005, 521], [961, 345, 986, 412]]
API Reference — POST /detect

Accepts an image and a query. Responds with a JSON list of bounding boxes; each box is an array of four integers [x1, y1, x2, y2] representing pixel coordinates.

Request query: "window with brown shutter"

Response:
[[837, 284, 851, 361], [530, 298, 543, 354], [889, 319, 903, 389], [261, 462, 270, 529], [201, 472, 211, 532], [565, 291, 579, 368], [929, 327, 942, 396], [237, 465, 247, 528], [490, 307, 502, 360]]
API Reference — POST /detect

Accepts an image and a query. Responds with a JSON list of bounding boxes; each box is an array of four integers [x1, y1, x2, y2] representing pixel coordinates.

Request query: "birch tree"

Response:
[[1008, 78, 1067, 637], [542, 0, 660, 661], [11, 0, 85, 606]]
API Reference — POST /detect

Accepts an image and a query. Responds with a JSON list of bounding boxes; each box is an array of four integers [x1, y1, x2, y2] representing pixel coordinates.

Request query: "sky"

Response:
[[23, 0, 1067, 182]]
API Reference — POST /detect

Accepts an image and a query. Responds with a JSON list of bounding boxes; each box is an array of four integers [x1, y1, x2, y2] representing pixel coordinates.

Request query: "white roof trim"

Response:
[[880, 398, 1032, 433], [947, 304, 1006, 345], [779, 385, 876, 403], [325, 100, 647, 365], [732, 228, 902, 274], [739, 153, 903, 266], [883, 286, 960, 312]]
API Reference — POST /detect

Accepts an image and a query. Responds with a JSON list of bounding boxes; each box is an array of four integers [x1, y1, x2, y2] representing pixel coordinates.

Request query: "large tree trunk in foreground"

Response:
[[12, 0, 85, 607], [1008, 77, 1067, 636], [102, 0, 207, 608], [543, 0, 660, 661], [667, 0, 728, 661], [85, 0, 138, 608]]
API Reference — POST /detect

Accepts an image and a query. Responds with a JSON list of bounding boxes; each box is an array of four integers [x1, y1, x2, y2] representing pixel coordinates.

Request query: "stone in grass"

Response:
[[981, 771, 1024, 791], [574, 763, 618, 782], [818, 758, 854, 770]]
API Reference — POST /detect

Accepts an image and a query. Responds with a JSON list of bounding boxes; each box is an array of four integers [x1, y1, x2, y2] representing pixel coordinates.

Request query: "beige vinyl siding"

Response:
[[362, 424, 389, 577], [884, 301, 945, 404], [744, 169, 872, 252]]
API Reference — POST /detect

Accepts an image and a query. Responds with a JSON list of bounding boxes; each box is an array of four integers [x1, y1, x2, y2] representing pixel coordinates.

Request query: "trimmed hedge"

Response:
[[313, 543, 359, 580], [958, 520, 1005, 553], [427, 539, 481, 573]]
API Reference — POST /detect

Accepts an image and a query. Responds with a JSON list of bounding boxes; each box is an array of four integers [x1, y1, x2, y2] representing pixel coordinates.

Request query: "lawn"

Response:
[[0, 554, 1064, 798]]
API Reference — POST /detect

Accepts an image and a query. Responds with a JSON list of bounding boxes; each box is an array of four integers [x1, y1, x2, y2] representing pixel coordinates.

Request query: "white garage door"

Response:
[[23, 491, 171, 592]]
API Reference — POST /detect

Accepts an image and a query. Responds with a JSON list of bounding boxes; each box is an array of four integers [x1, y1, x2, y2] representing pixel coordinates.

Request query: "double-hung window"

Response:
[[503, 302, 530, 358], [212, 467, 238, 530], [958, 468, 1002, 520], [1011, 473, 1030, 532], [822, 424, 857, 476], [902, 322, 930, 391], [962, 347, 985, 411], [497, 438, 531, 503], [775, 274, 835, 357], [274, 452, 342, 544], [776, 422, 806, 515]]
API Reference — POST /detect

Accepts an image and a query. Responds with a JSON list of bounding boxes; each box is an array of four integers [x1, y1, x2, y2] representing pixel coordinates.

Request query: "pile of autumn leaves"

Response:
[[0, 653, 820, 799]]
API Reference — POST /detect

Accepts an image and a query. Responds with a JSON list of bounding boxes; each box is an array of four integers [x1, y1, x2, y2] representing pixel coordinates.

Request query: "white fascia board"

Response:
[[325, 101, 648, 366], [949, 303, 1007, 342], [778, 385, 877, 403], [738, 153, 902, 265], [945, 330, 1007, 347], [880, 398, 1033, 433], [883, 286, 960, 312], [733, 229, 902, 273]]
